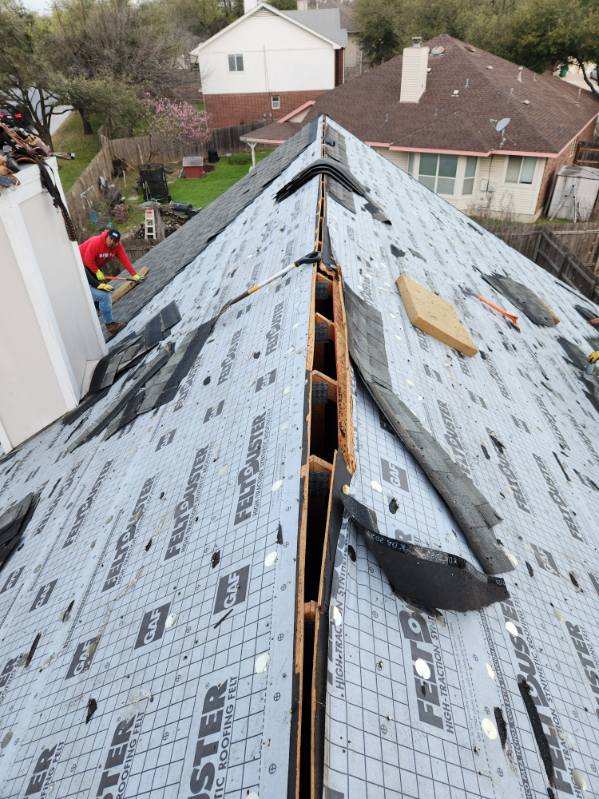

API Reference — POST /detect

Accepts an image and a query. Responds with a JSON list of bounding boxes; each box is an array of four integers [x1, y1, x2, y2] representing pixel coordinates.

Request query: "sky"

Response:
[[22, 0, 53, 12]]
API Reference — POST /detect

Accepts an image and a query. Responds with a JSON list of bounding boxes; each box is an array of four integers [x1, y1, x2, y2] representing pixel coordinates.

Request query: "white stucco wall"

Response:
[[383, 149, 545, 221], [0, 159, 106, 451], [198, 9, 336, 95]]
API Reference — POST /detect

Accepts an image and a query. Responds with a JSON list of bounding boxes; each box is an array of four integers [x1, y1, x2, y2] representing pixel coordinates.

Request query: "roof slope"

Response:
[[1, 116, 599, 798], [282, 7, 347, 47], [250, 34, 599, 155]]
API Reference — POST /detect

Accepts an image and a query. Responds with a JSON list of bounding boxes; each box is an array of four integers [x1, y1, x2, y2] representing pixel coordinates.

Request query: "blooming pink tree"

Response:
[[144, 97, 209, 153]]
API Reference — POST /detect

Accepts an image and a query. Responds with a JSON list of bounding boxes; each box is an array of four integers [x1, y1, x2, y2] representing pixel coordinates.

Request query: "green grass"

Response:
[[169, 150, 272, 208], [54, 113, 99, 192]]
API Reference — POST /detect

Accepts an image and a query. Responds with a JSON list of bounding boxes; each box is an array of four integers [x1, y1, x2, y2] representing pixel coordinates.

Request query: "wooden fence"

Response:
[[66, 121, 261, 233], [575, 140, 599, 168], [496, 227, 599, 303]]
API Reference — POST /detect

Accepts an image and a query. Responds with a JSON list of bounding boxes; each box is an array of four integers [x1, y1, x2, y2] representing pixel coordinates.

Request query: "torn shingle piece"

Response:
[[104, 320, 217, 439], [482, 273, 559, 327], [88, 301, 181, 393], [341, 493, 509, 611], [69, 345, 174, 450]]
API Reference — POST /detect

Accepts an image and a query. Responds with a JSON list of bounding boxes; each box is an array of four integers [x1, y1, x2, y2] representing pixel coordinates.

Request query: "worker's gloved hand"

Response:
[[95, 269, 105, 281], [588, 351, 599, 364], [132, 272, 144, 282], [97, 282, 113, 292]]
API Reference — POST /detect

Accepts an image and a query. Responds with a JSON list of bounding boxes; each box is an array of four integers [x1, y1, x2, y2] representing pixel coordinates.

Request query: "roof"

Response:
[[281, 7, 347, 47], [245, 34, 599, 156], [2, 116, 599, 797], [190, 2, 345, 56]]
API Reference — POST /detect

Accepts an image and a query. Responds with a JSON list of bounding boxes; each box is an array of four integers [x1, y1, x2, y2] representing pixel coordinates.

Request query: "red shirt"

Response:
[[79, 231, 136, 278]]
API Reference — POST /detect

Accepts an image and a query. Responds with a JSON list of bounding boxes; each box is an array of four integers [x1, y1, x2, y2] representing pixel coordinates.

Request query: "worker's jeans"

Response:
[[89, 286, 114, 324]]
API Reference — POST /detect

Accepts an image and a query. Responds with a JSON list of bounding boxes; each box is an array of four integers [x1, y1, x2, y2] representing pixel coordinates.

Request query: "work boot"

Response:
[[106, 321, 126, 336]]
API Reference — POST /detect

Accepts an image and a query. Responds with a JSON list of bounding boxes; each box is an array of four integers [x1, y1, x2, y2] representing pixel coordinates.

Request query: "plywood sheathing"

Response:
[[396, 273, 478, 357]]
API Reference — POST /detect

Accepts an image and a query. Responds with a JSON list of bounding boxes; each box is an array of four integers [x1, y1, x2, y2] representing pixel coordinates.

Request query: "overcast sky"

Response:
[[22, 0, 53, 12]]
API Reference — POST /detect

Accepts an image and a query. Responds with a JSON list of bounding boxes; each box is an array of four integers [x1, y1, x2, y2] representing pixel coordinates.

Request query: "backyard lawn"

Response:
[[53, 113, 99, 192], [169, 150, 272, 208]]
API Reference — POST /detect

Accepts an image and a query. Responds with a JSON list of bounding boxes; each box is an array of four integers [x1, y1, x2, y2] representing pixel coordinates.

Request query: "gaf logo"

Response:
[[214, 566, 250, 614], [30, 580, 57, 612], [0, 566, 23, 594], [380, 458, 409, 491], [135, 603, 171, 649], [65, 636, 100, 680]]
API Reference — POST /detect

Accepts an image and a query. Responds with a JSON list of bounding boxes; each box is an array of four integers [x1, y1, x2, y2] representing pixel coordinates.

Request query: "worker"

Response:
[[79, 228, 146, 336]]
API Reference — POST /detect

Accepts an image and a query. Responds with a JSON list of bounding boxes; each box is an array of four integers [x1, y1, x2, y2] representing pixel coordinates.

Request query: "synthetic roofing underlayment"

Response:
[[0, 117, 599, 799]]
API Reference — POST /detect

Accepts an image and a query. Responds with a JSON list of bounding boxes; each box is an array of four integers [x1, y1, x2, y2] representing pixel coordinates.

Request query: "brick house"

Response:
[[191, 1, 346, 129], [243, 35, 599, 221]]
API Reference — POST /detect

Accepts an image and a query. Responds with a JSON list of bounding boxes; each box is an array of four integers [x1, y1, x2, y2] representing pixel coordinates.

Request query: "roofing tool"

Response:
[[463, 286, 520, 330], [476, 293, 520, 329]]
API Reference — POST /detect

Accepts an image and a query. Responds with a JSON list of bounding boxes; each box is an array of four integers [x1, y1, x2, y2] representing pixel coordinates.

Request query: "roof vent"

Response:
[[452, 89, 460, 96], [400, 39, 429, 103], [486, 65, 493, 70], [523, 99, 530, 105]]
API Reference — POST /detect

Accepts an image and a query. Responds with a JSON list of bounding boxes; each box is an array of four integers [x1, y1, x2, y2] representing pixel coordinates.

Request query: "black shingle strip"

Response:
[[0, 492, 39, 572], [343, 282, 513, 576]]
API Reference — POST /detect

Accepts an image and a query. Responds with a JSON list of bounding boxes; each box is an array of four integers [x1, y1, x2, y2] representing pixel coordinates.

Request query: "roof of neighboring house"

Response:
[[281, 7, 347, 47], [190, 2, 346, 55], [2, 116, 599, 797], [244, 34, 599, 156]]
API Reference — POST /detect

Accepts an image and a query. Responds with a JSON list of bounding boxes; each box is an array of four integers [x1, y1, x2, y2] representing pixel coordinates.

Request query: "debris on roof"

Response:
[[1, 115, 599, 799], [397, 273, 478, 356]]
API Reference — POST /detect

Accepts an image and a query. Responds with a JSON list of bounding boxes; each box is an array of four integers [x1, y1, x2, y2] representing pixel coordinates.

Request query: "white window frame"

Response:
[[228, 53, 244, 72], [271, 95, 281, 110], [418, 153, 458, 195], [462, 156, 477, 195], [505, 155, 536, 185]]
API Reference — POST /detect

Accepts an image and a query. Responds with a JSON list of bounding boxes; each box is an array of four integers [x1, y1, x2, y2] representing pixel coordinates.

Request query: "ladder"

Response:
[[144, 207, 156, 240]]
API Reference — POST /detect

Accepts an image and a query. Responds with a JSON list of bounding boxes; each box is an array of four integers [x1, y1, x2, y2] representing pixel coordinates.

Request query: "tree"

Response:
[[164, 0, 231, 38], [0, 0, 69, 146], [44, 0, 185, 135], [481, 0, 599, 95], [142, 96, 209, 153], [355, 0, 400, 65]]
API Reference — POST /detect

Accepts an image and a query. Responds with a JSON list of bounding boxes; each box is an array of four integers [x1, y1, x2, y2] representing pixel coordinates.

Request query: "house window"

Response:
[[505, 156, 536, 184], [271, 95, 281, 110], [228, 54, 244, 72], [418, 153, 458, 195], [408, 152, 415, 175], [462, 156, 477, 195]]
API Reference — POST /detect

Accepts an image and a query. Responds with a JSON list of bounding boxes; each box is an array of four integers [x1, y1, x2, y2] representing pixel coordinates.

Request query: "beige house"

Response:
[[243, 35, 599, 221]]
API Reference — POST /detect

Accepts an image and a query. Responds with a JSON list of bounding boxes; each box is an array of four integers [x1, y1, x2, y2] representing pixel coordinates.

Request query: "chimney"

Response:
[[243, 0, 260, 12], [0, 158, 107, 452], [400, 36, 429, 103]]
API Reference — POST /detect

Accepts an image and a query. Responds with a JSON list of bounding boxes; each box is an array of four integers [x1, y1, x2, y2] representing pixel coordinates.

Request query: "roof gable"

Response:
[[190, 2, 343, 56]]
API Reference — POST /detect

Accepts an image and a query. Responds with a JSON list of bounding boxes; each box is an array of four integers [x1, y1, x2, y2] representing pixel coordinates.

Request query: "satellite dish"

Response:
[[495, 117, 511, 133], [431, 45, 445, 56]]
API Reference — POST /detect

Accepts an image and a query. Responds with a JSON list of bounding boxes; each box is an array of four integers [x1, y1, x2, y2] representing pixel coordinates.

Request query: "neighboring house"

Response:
[[243, 35, 599, 221], [296, 0, 363, 79], [190, 0, 347, 128]]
